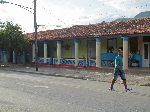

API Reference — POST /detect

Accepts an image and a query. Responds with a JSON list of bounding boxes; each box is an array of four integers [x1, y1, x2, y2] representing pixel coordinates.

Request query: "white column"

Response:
[[44, 41, 47, 63], [57, 40, 62, 64], [74, 38, 79, 66], [32, 42, 35, 62], [122, 36, 129, 70], [96, 37, 101, 68]]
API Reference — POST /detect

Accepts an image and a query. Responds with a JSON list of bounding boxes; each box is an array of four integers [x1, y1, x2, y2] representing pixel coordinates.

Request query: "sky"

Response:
[[0, 0, 149, 33]]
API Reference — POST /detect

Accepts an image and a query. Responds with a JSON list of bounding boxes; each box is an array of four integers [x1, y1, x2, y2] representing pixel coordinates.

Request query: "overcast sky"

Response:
[[0, 0, 149, 33]]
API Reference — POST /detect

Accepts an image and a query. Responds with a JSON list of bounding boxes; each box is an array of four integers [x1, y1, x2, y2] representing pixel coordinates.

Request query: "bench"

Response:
[[129, 54, 142, 67]]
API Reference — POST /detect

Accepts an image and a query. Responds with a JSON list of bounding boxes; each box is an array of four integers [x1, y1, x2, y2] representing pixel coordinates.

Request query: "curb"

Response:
[[0, 68, 90, 81]]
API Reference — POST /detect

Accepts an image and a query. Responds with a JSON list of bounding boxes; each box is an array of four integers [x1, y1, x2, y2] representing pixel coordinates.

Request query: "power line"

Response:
[[0, 0, 33, 14]]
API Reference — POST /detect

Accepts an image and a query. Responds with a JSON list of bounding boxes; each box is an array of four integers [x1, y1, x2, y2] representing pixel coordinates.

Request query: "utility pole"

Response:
[[34, 0, 38, 71]]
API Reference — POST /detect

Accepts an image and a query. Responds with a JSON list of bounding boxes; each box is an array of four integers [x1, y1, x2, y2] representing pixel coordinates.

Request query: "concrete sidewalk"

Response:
[[0, 65, 150, 87]]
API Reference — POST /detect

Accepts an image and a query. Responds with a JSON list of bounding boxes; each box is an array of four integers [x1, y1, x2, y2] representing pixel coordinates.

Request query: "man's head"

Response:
[[118, 48, 123, 56]]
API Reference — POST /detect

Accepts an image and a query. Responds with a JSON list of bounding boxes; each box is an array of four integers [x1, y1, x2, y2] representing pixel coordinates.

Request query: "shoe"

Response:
[[125, 88, 132, 92], [109, 87, 115, 91]]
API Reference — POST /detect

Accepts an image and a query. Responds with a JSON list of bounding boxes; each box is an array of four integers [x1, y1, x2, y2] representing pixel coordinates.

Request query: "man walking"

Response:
[[109, 48, 130, 92]]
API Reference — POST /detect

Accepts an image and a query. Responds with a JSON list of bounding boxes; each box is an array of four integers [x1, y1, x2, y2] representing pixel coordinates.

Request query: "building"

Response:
[[26, 18, 150, 69]]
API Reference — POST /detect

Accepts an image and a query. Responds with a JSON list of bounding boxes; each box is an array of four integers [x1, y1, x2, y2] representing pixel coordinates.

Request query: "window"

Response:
[[143, 36, 150, 42], [107, 38, 117, 53], [130, 37, 138, 53]]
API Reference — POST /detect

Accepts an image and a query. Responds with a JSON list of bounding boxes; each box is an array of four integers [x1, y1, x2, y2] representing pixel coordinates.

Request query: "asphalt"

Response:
[[0, 70, 150, 112]]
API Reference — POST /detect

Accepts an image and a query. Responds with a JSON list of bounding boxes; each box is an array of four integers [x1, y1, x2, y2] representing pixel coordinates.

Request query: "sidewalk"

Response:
[[0, 65, 150, 87]]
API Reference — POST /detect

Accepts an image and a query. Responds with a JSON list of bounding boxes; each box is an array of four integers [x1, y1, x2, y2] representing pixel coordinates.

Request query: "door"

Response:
[[143, 43, 150, 67]]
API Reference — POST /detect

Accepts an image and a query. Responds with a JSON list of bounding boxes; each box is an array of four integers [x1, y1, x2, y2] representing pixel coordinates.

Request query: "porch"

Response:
[[34, 35, 145, 69]]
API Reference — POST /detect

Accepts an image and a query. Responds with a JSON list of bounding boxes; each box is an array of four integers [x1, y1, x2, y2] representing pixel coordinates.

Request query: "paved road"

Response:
[[0, 70, 150, 112]]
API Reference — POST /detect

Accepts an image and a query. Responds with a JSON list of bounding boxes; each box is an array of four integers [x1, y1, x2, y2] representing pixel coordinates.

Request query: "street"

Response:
[[0, 70, 150, 112]]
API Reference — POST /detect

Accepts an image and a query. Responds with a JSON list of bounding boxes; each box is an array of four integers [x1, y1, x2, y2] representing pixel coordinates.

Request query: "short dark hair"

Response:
[[118, 47, 123, 51]]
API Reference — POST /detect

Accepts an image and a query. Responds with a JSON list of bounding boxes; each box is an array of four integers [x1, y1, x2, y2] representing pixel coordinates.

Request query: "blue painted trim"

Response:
[[38, 58, 96, 67], [122, 36, 128, 41], [96, 37, 101, 42]]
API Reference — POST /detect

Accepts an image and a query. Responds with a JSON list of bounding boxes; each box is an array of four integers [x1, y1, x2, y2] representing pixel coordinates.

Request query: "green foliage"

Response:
[[0, 21, 30, 52]]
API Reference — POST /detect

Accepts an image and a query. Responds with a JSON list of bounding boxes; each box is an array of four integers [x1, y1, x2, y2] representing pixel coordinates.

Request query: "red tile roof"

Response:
[[26, 18, 150, 41]]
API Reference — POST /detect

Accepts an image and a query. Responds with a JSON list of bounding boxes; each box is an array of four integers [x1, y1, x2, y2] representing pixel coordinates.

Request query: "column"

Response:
[[74, 38, 79, 66], [22, 51, 25, 64], [44, 41, 47, 63], [57, 40, 62, 64], [13, 51, 16, 64], [32, 42, 35, 62], [3, 51, 8, 63], [138, 36, 143, 54], [122, 36, 129, 70], [138, 36, 143, 67], [96, 37, 101, 68]]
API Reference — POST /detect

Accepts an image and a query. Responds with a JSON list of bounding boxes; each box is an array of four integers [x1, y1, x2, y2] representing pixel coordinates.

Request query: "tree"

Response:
[[0, 21, 30, 52], [0, 21, 31, 62]]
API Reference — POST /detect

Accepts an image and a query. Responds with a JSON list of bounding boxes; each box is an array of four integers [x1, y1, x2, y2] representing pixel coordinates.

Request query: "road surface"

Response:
[[0, 70, 150, 112]]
